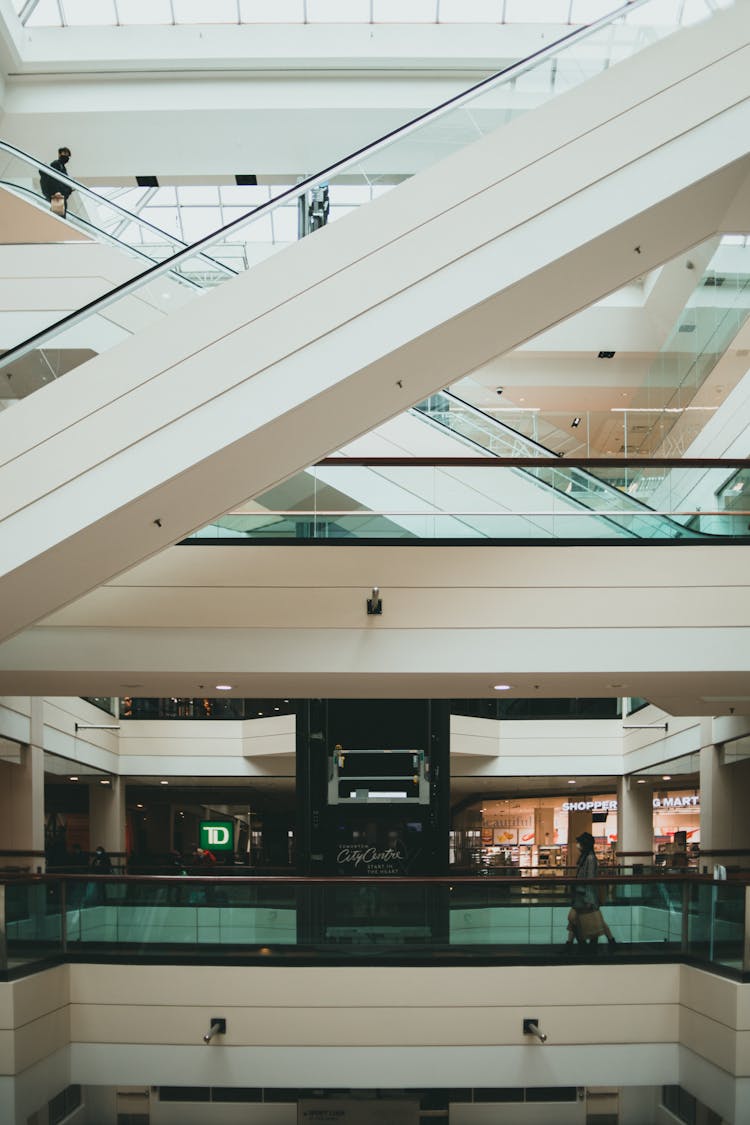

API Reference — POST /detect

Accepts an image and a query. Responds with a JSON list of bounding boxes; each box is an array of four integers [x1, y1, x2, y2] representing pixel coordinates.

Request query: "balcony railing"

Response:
[[2, 874, 747, 979]]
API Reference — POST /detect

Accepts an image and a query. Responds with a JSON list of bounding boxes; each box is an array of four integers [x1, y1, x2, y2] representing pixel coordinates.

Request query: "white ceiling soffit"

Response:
[[0, 543, 748, 712]]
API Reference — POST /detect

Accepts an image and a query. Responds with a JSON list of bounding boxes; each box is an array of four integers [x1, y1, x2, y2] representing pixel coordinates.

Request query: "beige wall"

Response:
[[0, 962, 748, 1121], [0, 962, 746, 1073]]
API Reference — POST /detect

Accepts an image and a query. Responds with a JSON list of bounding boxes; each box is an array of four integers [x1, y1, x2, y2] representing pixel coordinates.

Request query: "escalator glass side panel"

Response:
[[183, 461, 750, 543], [0, 0, 726, 405]]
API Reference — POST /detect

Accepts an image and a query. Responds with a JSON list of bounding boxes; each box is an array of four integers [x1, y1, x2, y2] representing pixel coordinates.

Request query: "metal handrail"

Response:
[[0, 0, 658, 372], [5, 872, 745, 885], [0, 138, 236, 280], [0, 177, 204, 290]]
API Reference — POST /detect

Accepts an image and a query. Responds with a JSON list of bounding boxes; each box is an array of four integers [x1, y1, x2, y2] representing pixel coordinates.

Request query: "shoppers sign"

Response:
[[199, 820, 234, 852], [563, 795, 699, 812], [652, 795, 699, 809], [563, 800, 618, 812]]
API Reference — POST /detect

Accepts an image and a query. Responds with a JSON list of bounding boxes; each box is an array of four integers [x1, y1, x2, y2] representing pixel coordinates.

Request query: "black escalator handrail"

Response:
[[418, 390, 702, 523], [714, 464, 750, 498], [0, 138, 237, 281], [317, 454, 750, 536], [315, 457, 750, 467], [398, 415, 646, 538], [436, 390, 558, 457], [0, 178, 205, 291], [0, 0, 653, 371]]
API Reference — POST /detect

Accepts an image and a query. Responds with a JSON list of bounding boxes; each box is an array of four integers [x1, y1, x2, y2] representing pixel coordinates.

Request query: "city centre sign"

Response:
[[199, 820, 234, 852]]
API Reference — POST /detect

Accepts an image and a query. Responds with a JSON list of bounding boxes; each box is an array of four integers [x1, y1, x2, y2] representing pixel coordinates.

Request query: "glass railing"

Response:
[[0, 140, 237, 288], [120, 697, 296, 720], [184, 458, 750, 542], [412, 390, 689, 527], [80, 696, 116, 715], [415, 391, 560, 459], [418, 237, 750, 470], [118, 697, 619, 722], [636, 270, 750, 458], [0, 0, 727, 401], [451, 698, 621, 720], [1, 875, 746, 976], [713, 465, 750, 512]]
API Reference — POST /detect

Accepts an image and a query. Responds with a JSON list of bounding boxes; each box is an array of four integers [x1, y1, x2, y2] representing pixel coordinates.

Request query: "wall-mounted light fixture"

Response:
[[367, 586, 382, 615]]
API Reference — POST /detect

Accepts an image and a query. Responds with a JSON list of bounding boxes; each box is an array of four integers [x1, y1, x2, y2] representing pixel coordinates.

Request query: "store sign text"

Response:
[[563, 796, 699, 812]]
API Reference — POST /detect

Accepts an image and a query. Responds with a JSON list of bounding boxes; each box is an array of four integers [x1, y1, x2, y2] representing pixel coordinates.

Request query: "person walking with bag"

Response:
[[564, 831, 616, 949], [39, 146, 73, 217]]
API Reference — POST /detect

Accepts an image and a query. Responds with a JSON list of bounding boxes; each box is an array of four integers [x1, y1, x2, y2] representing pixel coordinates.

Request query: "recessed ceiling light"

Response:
[[493, 684, 511, 691], [662, 775, 672, 781], [99, 779, 110, 786], [160, 780, 169, 785], [568, 779, 576, 784], [215, 684, 232, 691], [637, 779, 646, 784], [69, 776, 78, 782], [136, 803, 144, 809]]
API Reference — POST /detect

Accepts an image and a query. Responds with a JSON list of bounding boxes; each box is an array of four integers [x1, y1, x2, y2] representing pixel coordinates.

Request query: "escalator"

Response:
[[411, 391, 706, 538], [0, 152, 731, 542], [0, 148, 709, 540], [1, 0, 748, 640], [0, 138, 237, 286], [0, 139, 686, 541], [0, 0, 732, 399]]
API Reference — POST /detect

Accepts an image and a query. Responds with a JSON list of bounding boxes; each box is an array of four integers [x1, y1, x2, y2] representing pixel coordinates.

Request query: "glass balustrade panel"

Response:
[[0, 0, 725, 403]]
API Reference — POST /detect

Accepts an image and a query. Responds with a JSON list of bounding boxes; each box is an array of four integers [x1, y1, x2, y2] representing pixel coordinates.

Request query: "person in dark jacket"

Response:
[[39, 147, 73, 215], [90, 845, 113, 874], [564, 831, 616, 947]]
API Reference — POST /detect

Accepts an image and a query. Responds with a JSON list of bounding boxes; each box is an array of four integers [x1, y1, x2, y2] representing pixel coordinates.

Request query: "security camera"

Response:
[[496, 387, 503, 395]]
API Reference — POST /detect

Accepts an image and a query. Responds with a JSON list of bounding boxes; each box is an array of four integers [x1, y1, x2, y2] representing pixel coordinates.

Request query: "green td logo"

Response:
[[199, 820, 234, 852]]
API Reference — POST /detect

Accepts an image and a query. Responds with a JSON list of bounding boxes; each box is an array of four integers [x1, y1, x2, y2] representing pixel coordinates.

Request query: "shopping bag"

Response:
[[576, 906, 606, 940], [50, 193, 65, 216]]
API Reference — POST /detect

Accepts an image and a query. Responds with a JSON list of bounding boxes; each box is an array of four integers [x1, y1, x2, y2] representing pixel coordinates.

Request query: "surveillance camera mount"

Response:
[[367, 586, 382, 615]]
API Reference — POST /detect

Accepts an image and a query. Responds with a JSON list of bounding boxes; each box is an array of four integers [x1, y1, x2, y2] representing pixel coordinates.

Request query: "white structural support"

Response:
[[2, 4, 750, 642]]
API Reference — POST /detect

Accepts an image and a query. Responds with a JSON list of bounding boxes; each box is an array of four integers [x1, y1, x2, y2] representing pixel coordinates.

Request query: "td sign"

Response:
[[199, 820, 234, 852]]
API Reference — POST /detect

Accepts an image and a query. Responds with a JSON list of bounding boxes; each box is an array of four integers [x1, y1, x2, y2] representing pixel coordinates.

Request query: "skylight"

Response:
[[15, 0, 649, 28]]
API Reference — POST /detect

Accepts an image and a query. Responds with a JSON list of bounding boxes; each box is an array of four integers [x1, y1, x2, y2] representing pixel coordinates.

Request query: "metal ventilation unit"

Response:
[[328, 746, 430, 805]]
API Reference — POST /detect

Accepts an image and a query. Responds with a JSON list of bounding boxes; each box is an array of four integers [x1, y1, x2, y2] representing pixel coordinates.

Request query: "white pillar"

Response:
[[617, 776, 654, 871], [0, 699, 45, 873], [89, 776, 126, 870], [700, 745, 750, 870]]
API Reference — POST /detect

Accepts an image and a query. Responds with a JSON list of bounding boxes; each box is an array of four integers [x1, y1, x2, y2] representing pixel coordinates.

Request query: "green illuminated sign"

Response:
[[199, 820, 234, 852]]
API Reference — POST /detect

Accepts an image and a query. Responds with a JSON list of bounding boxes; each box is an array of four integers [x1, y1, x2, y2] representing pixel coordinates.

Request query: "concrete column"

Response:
[[700, 745, 750, 870], [89, 777, 126, 870], [0, 699, 45, 873], [617, 776, 654, 871]]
